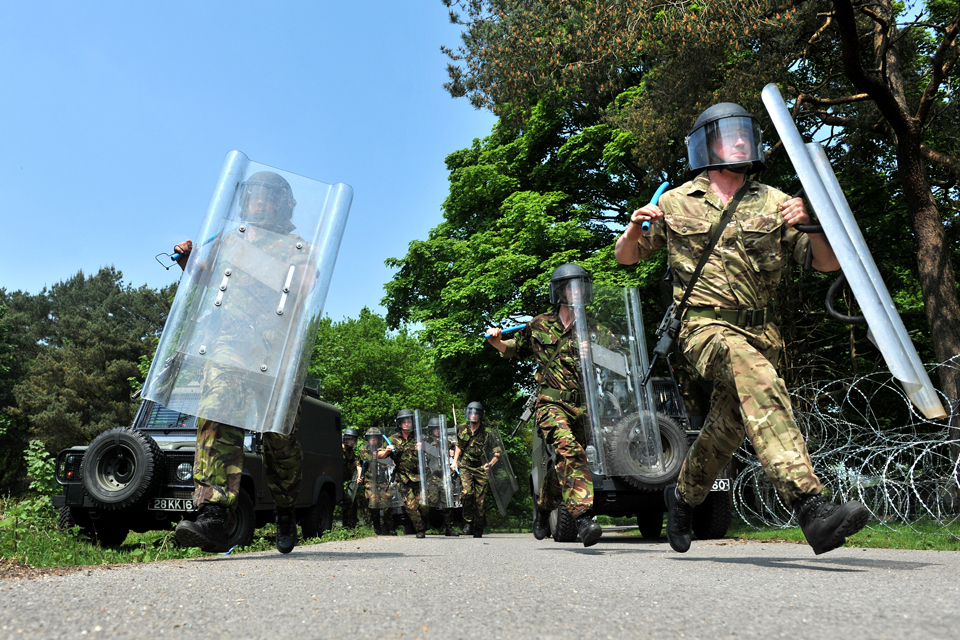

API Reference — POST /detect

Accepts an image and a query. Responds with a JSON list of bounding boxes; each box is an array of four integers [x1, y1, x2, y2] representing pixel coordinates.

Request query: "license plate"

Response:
[[148, 498, 195, 511], [711, 478, 731, 492]]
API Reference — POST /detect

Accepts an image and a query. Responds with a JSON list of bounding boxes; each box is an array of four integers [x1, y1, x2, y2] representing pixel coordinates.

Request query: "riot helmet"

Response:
[[465, 401, 484, 423], [427, 416, 442, 438], [238, 171, 297, 230], [342, 428, 359, 445], [549, 263, 593, 305], [395, 409, 415, 433], [686, 103, 764, 175], [364, 427, 382, 445]]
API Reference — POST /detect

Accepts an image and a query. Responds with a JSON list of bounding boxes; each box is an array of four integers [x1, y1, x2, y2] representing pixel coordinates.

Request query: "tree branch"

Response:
[[916, 4, 960, 124]]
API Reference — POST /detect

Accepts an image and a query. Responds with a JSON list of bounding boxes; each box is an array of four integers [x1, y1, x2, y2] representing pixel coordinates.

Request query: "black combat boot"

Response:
[[445, 525, 460, 537], [415, 530, 426, 539], [794, 493, 869, 555], [175, 503, 232, 552], [382, 513, 397, 536], [472, 525, 484, 538], [462, 522, 473, 536], [664, 484, 693, 553], [275, 506, 298, 554], [576, 515, 602, 547], [370, 509, 382, 535], [533, 507, 551, 541]]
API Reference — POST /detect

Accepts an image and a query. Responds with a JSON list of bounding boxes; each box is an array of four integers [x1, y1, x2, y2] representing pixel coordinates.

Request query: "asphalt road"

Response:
[[2, 530, 958, 640]]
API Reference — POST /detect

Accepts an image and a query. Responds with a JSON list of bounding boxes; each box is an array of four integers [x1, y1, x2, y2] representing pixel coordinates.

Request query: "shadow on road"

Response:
[[669, 555, 936, 572]]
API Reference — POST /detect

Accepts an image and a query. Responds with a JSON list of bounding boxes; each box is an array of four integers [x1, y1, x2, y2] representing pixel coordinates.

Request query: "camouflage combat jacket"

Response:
[[456, 423, 496, 469], [500, 311, 580, 401], [637, 172, 809, 311], [343, 443, 361, 481], [386, 433, 421, 485]]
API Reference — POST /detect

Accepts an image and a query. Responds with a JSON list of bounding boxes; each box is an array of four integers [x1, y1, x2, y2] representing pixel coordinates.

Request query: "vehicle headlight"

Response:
[[176, 462, 193, 482]]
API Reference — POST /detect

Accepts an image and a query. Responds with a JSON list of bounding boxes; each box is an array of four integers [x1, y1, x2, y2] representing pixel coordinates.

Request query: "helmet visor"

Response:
[[551, 277, 592, 307], [397, 416, 414, 431], [687, 116, 763, 172], [240, 182, 292, 223]]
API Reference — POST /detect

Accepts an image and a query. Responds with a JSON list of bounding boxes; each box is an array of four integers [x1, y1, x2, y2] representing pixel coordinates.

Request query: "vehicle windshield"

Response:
[[137, 400, 199, 431]]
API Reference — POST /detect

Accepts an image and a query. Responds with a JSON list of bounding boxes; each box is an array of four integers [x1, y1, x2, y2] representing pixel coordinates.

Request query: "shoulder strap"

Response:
[[675, 180, 752, 313], [535, 328, 570, 391]]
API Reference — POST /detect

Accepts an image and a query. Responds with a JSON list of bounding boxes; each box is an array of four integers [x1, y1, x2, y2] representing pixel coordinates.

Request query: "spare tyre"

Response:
[[80, 427, 164, 509], [604, 412, 687, 492]]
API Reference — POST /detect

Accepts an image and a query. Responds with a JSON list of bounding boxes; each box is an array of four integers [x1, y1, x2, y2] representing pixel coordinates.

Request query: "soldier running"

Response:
[[383, 409, 430, 538], [450, 402, 501, 538], [615, 101, 869, 555], [485, 265, 603, 547]]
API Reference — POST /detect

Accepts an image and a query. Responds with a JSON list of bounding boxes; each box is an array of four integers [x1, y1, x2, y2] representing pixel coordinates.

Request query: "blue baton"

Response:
[[641, 182, 671, 232], [483, 324, 527, 339]]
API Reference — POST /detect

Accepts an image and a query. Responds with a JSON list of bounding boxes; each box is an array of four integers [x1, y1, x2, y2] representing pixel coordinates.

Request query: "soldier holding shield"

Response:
[[341, 428, 362, 528], [486, 267, 604, 548], [450, 402, 500, 538], [382, 409, 430, 538], [171, 171, 310, 554], [615, 102, 868, 555]]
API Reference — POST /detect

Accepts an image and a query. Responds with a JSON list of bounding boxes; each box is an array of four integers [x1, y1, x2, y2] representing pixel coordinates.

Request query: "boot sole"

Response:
[[580, 525, 602, 547], [175, 523, 229, 553], [812, 506, 870, 555]]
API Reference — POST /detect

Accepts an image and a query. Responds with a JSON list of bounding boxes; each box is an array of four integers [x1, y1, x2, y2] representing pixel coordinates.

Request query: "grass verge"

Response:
[[0, 496, 377, 574]]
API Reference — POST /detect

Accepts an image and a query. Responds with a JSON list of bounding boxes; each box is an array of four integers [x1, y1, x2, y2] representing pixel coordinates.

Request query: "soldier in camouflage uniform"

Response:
[[173, 171, 308, 555], [385, 411, 426, 536], [426, 417, 459, 536], [451, 402, 501, 538], [616, 102, 868, 555], [383, 409, 430, 538], [486, 264, 603, 547], [360, 427, 396, 535], [341, 428, 362, 528]]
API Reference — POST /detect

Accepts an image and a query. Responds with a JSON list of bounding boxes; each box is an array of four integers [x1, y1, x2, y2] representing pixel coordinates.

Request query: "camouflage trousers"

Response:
[[193, 403, 303, 510], [398, 481, 429, 532], [459, 466, 489, 526], [535, 401, 593, 518], [677, 320, 822, 507], [342, 480, 360, 528]]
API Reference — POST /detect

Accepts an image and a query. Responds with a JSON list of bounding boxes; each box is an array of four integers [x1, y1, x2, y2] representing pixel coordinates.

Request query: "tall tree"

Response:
[[308, 308, 461, 430], [8, 267, 174, 453]]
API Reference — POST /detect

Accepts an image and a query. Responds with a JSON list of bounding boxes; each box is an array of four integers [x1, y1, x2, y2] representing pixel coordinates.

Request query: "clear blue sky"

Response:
[[0, 1, 496, 323]]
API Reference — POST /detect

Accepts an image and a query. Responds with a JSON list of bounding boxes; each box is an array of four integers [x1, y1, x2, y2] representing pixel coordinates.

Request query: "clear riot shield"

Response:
[[141, 150, 354, 434], [445, 421, 463, 508], [483, 426, 518, 516], [570, 281, 665, 479], [416, 411, 449, 508], [761, 85, 946, 419]]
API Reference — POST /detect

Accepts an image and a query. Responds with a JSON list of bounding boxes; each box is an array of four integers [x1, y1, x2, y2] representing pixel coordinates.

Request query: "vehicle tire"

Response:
[[223, 490, 256, 549], [80, 427, 164, 510], [550, 503, 579, 543], [636, 509, 664, 540], [606, 413, 687, 492], [692, 490, 732, 540], [301, 491, 334, 539]]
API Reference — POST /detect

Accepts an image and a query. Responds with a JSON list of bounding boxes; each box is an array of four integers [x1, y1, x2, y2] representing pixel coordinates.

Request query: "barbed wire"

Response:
[[732, 355, 960, 537]]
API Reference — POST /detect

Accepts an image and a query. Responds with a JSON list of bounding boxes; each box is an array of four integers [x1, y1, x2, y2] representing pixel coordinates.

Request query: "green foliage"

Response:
[[4, 267, 174, 456], [383, 102, 668, 422], [0, 304, 29, 493], [0, 494, 375, 568], [309, 308, 460, 428], [23, 440, 58, 495]]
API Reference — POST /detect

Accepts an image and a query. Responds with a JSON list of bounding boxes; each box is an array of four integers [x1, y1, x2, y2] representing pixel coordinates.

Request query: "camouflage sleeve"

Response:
[[500, 323, 532, 360], [637, 218, 667, 261]]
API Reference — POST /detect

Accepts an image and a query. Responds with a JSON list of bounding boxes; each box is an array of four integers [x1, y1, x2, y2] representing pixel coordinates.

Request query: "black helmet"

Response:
[[549, 263, 593, 305], [686, 103, 764, 175], [238, 171, 297, 229], [427, 417, 442, 429], [395, 409, 415, 431], [342, 428, 360, 441], [465, 401, 484, 423]]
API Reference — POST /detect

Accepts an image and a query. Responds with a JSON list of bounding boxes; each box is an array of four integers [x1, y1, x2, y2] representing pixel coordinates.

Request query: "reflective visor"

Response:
[[687, 116, 763, 171]]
